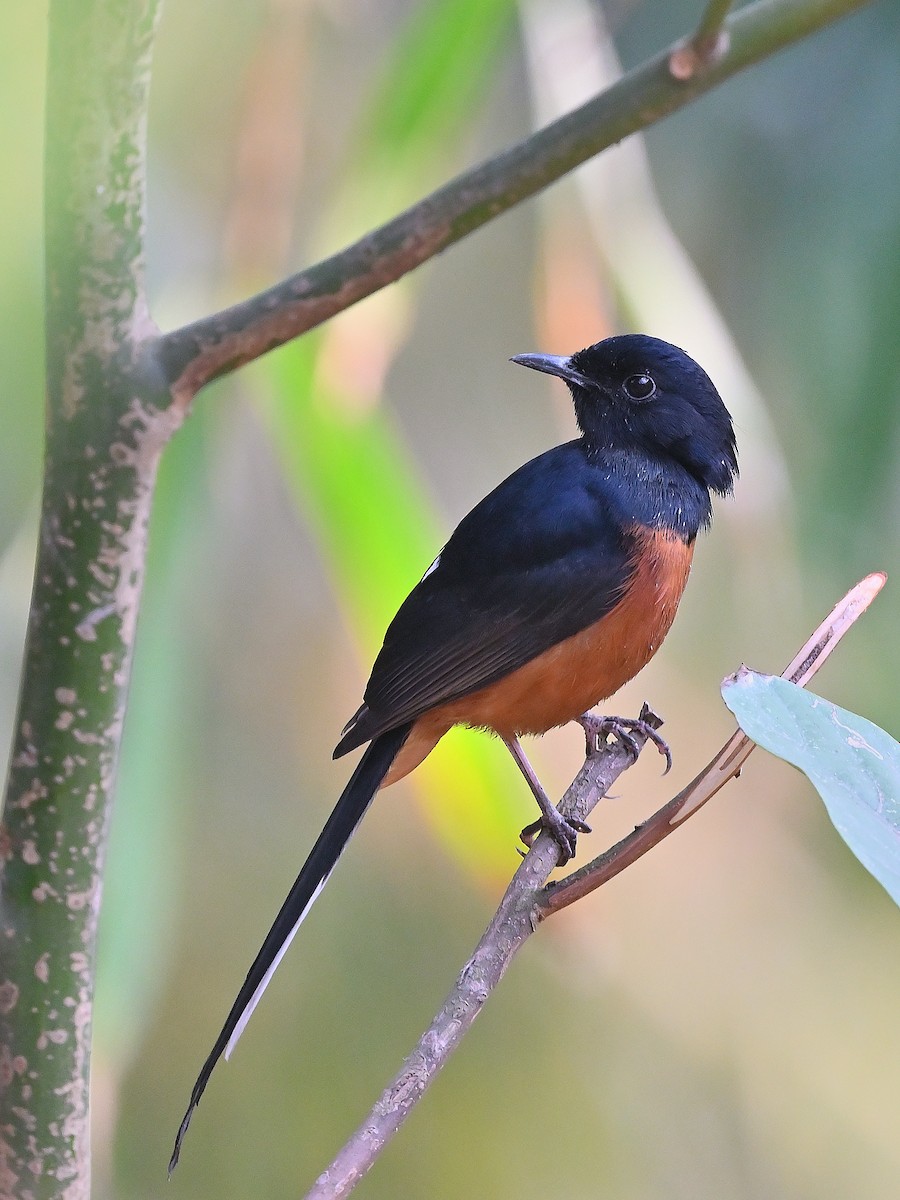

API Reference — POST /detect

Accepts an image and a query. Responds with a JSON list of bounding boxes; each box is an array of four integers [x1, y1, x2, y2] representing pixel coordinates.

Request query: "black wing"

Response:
[[335, 442, 634, 754]]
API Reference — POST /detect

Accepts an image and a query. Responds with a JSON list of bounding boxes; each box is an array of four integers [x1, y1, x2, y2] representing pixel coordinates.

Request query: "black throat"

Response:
[[586, 445, 713, 542]]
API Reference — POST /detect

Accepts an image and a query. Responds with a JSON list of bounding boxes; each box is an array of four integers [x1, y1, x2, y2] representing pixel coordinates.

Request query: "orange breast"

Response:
[[382, 527, 694, 787], [438, 526, 694, 738]]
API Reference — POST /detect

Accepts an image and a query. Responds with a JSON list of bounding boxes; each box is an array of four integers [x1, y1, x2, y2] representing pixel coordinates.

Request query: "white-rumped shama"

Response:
[[171, 333, 737, 1168]]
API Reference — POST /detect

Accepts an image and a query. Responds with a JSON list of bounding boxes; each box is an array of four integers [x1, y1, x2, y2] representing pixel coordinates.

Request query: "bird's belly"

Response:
[[438, 527, 695, 738]]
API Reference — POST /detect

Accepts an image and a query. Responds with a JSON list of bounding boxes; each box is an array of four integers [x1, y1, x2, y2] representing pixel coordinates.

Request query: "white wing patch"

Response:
[[421, 552, 442, 581]]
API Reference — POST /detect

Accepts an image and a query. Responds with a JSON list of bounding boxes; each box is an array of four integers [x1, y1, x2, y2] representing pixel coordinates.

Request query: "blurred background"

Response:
[[3, 0, 900, 1196]]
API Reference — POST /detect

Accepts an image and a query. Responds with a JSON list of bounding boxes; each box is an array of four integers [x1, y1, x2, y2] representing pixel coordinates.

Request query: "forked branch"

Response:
[[158, 0, 872, 410], [304, 572, 885, 1199], [670, 0, 735, 78]]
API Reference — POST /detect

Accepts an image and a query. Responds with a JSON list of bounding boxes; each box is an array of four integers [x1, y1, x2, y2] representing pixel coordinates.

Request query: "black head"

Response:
[[512, 334, 737, 496]]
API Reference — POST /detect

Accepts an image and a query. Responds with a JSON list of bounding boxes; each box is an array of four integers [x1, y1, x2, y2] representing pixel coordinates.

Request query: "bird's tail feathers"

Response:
[[169, 721, 412, 1174]]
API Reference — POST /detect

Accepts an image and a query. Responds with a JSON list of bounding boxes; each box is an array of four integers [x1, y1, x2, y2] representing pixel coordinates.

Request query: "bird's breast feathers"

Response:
[[413, 525, 694, 740]]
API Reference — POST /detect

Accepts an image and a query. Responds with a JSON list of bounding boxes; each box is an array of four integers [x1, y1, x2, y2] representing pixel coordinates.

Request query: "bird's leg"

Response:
[[502, 736, 590, 866], [579, 711, 672, 774]]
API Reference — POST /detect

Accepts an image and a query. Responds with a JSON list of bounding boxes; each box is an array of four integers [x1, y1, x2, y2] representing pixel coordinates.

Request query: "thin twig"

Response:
[[541, 570, 886, 913], [696, 0, 736, 44], [670, 0, 734, 79], [302, 572, 884, 1198], [157, 0, 871, 409]]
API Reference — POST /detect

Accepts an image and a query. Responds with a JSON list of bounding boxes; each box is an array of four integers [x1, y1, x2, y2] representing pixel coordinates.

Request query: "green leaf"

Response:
[[321, 0, 516, 244], [722, 669, 900, 906], [357, 0, 514, 176]]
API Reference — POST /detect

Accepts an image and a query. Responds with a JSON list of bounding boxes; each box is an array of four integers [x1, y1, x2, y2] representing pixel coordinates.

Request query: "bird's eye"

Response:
[[623, 373, 656, 401]]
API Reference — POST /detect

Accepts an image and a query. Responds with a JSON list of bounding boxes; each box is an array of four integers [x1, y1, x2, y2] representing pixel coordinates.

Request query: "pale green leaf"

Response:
[[722, 669, 900, 907]]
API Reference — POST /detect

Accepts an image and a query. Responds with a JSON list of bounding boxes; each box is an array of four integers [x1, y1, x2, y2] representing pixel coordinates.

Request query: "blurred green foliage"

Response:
[[3, 1, 899, 1198]]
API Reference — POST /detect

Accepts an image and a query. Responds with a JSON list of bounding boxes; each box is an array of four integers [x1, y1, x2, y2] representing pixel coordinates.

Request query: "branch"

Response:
[[696, 0, 736, 43], [540, 571, 886, 914], [304, 572, 885, 1199], [670, 0, 734, 79], [158, 0, 871, 408], [0, 2, 167, 1195], [305, 718, 656, 1200]]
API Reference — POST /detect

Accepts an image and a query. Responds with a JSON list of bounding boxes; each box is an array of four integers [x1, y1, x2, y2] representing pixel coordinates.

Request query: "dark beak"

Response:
[[510, 352, 593, 390]]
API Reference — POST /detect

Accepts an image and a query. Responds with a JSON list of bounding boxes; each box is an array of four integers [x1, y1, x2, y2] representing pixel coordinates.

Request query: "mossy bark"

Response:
[[0, 4, 168, 1197]]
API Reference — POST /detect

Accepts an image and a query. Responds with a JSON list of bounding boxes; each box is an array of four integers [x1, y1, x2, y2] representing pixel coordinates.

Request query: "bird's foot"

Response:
[[579, 711, 672, 774], [504, 735, 589, 865], [519, 808, 591, 866]]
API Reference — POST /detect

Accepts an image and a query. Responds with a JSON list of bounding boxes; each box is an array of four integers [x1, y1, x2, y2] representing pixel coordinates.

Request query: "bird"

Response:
[[170, 333, 737, 1170]]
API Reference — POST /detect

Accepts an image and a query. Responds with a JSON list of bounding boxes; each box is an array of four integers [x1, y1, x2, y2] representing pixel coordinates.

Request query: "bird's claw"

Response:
[[579, 712, 672, 774], [519, 810, 591, 866]]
